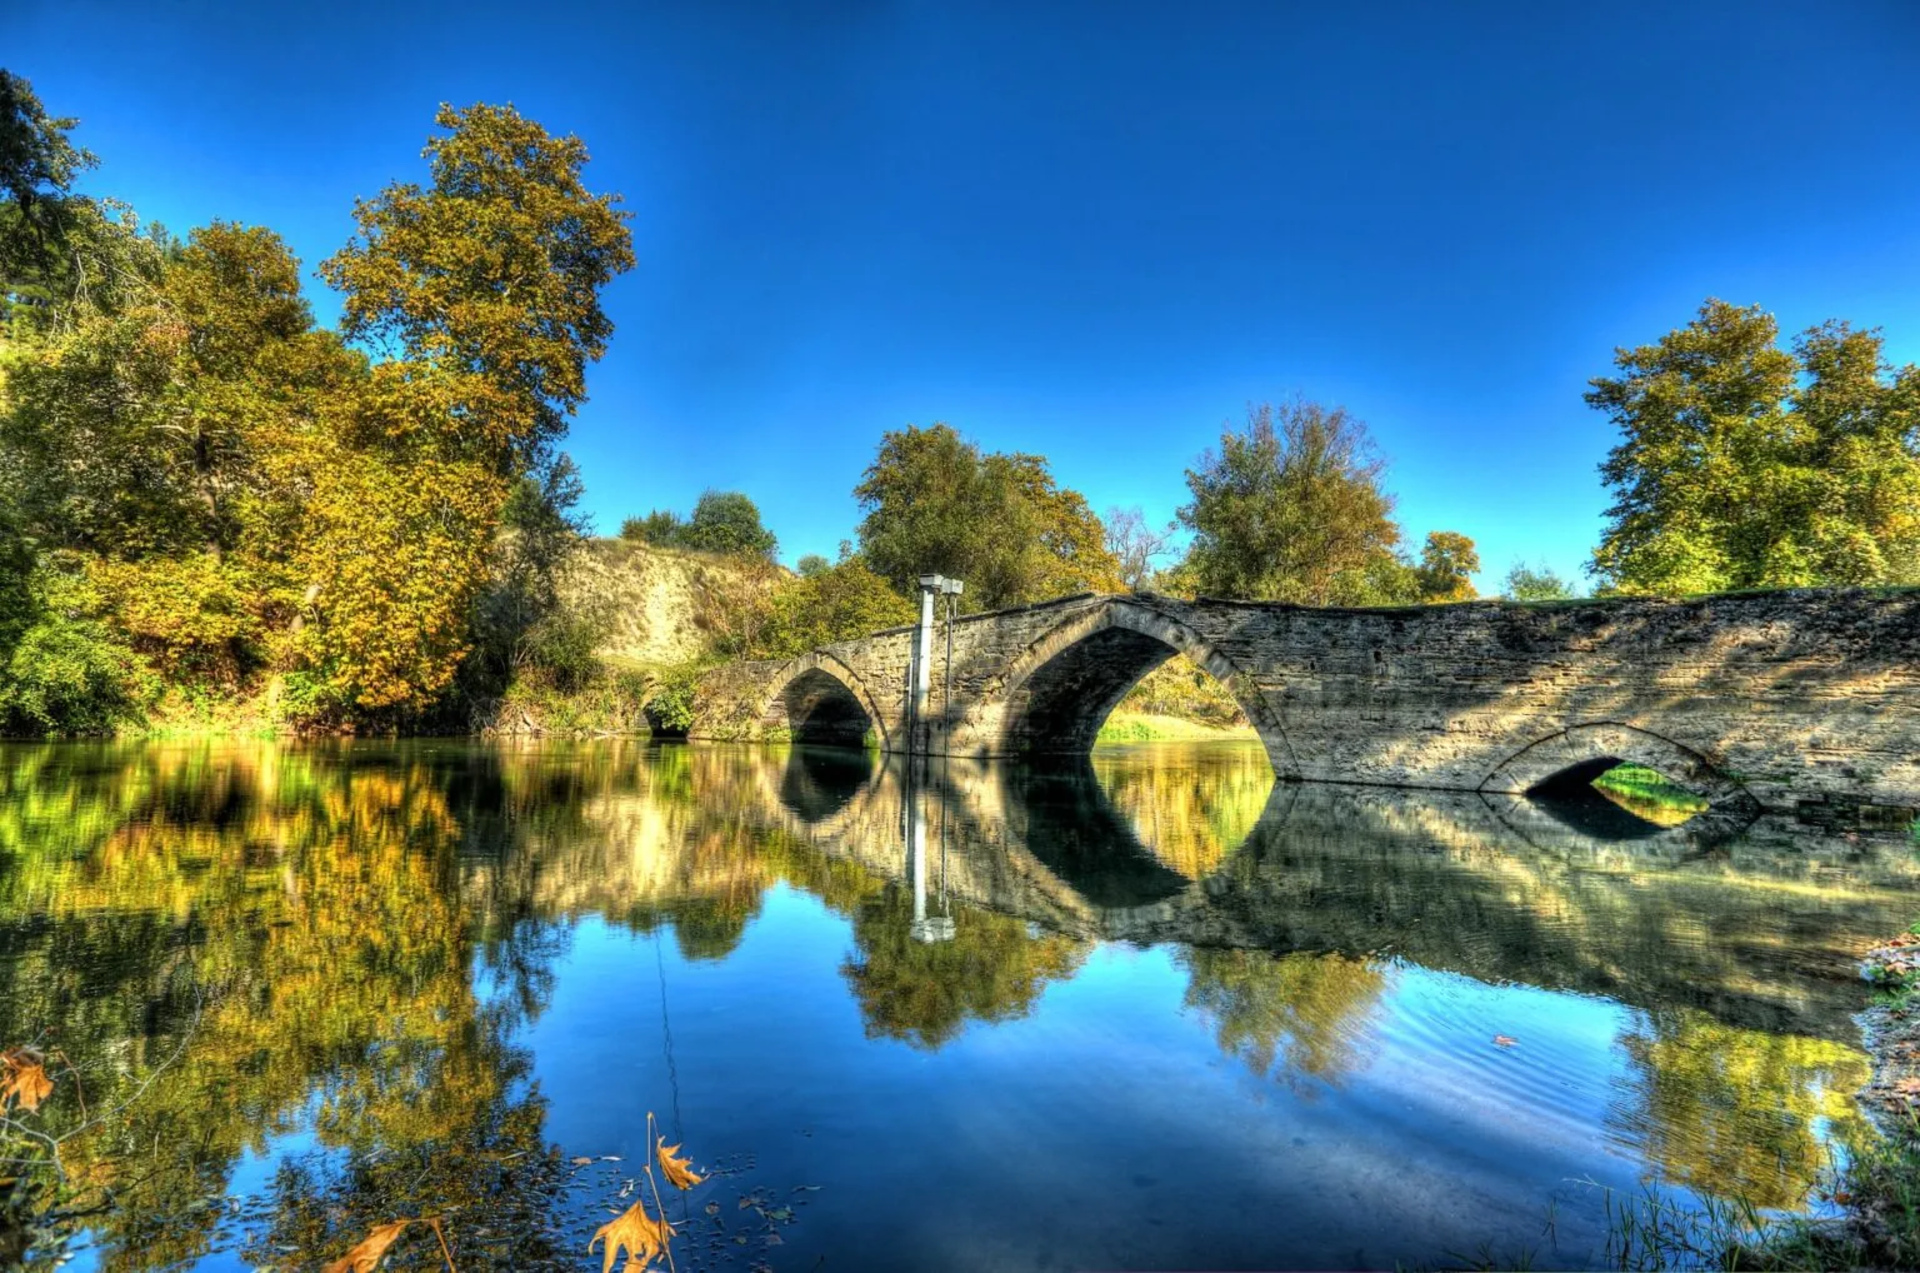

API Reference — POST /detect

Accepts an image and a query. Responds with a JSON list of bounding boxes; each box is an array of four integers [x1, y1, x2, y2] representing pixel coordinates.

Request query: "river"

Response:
[[0, 739, 1911, 1270]]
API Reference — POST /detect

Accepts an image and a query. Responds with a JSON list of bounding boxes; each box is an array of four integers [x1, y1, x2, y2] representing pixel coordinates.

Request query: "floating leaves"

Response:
[[657, 1137, 704, 1190], [1493, 1035, 1518, 1048], [0, 1047, 53, 1114], [590, 1199, 676, 1273], [322, 1216, 456, 1273]]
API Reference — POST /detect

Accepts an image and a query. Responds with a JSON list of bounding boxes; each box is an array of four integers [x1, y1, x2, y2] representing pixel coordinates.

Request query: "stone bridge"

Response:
[[691, 590, 1920, 818]]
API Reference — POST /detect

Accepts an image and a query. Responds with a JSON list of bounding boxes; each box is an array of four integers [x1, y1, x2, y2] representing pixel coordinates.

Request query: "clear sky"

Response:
[[7, 0, 1918, 589]]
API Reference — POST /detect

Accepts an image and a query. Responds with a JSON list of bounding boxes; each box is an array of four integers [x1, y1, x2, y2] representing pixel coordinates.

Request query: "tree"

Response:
[[620, 510, 683, 544], [1505, 562, 1576, 601], [1589, 298, 1920, 594], [1103, 506, 1178, 592], [757, 556, 915, 658], [1177, 400, 1407, 604], [854, 423, 1123, 610], [0, 69, 95, 324], [795, 553, 830, 578], [1413, 531, 1479, 601], [465, 454, 606, 697], [319, 101, 634, 477], [679, 490, 778, 558]]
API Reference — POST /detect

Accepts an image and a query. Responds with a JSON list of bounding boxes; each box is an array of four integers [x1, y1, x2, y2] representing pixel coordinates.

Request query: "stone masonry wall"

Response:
[[691, 589, 1920, 815]]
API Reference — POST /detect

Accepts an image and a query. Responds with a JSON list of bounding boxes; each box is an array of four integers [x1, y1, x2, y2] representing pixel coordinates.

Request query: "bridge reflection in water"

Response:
[[744, 738, 1901, 1211], [755, 740, 1915, 1049]]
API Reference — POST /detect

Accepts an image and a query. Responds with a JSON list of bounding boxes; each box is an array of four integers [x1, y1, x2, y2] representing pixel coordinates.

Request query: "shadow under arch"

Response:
[[777, 745, 878, 823], [962, 598, 1296, 772], [760, 652, 891, 749], [1477, 721, 1762, 825], [998, 755, 1206, 908]]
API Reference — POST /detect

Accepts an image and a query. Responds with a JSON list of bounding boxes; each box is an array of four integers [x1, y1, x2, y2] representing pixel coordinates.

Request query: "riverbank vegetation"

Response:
[[0, 72, 635, 739]]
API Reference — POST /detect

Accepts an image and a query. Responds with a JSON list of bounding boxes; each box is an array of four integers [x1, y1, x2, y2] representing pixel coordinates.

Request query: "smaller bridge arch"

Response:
[[760, 653, 891, 750], [1477, 721, 1759, 816], [954, 598, 1296, 770]]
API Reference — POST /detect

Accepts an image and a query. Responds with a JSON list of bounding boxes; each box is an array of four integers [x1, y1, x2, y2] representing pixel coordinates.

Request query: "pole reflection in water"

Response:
[[905, 756, 955, 944]]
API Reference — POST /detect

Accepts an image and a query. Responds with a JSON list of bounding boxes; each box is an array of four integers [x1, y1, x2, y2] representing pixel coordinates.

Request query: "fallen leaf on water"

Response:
[[0, 1047, 54, 1114], [571, 1157, 595, 1166], [1493, 1035, 1518, 1048], [323, 1220, 411, 1273], [590, 1199, 675, 1273], [657, 1138, 704, 1189], [705, 1202, 721, 1216]]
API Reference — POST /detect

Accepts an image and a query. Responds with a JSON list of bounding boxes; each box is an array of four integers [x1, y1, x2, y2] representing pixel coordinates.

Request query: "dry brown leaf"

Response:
[[589, 1199, 675, 1273], [1492, 1035, 1518, 1048], [323, 1219, 411, 1273], [0, 1048, 53, 1114], [657, 1137, 704, 1189]]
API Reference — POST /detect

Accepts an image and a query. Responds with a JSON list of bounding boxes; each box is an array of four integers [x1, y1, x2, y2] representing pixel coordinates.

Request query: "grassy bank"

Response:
[[1094, 711, 1260, 744], [1591, 762, 1713, 827]]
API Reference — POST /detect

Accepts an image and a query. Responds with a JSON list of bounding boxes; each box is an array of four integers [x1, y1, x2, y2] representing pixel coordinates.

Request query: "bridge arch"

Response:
[[760, 653, 890, 750], [1477, 722, 1758, 815], [961, 599, 1295, 770]]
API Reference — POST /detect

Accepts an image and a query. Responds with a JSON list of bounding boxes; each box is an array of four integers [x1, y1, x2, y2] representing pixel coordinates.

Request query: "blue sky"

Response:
[[7, 0, 1918, 589]]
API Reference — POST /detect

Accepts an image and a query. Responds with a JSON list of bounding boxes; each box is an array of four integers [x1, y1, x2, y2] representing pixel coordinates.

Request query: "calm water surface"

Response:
[[1, 739, 1913, 1271]]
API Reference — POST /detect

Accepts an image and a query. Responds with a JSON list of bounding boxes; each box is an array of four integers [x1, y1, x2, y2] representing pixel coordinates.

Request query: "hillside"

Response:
[[563, 538, 790, 669]]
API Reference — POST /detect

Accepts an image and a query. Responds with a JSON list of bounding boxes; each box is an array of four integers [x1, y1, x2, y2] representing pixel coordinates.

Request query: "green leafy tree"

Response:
[[298, 102, 633, 717], [795, 553, 831, 578], [854, 422, 1123, 610], [0, 68, 94, 328], [621, 509, 684, 544], [758, 556, 915, 658], [1413, 530, 1479, 601], [680, 489, 778, 557], [1178, 399, 1408, 604], [464, 454, 608, 699], [1505, 562, 1576, 601], [1589, 299, 1920, 594]]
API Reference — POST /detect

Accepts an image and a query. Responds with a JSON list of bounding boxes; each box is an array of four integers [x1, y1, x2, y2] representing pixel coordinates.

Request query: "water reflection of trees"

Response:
[[0, 738, 1904, 1261], [1611, 1007, 1873, 1210], [1179, 948, 1385, 1086], [844, 886, 1085, 1049], [0, 744, 562, 1268], [1087, 741, 1272, 878]]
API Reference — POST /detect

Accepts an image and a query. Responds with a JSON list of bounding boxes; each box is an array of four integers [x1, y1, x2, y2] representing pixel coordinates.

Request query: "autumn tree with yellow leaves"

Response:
[[0, 76, 633, 732]]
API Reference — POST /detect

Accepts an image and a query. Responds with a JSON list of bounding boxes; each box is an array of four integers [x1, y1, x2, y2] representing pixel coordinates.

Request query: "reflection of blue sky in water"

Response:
[[516, 895, 1861, 1272]]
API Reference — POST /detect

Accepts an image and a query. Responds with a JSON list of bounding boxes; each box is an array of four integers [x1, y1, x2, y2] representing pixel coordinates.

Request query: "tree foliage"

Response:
[[854, 423, 1123, 611], [319, 102, 633, 477], [1505, 562, 1577, 601], [1178, 400, 1457, 605], [618, 492, 778, 559], [1104, 505, 1179, 592], [756, 555, 914, 659], [1413, 531, 1479, 602], [1590, 299, 1920, 594], [0, 76, 634, 733]]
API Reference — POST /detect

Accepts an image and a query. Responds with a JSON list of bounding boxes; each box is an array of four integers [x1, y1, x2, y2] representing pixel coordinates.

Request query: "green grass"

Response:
[[1094, 712, 1260, 744], [1590, 764, 1712, 826]]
